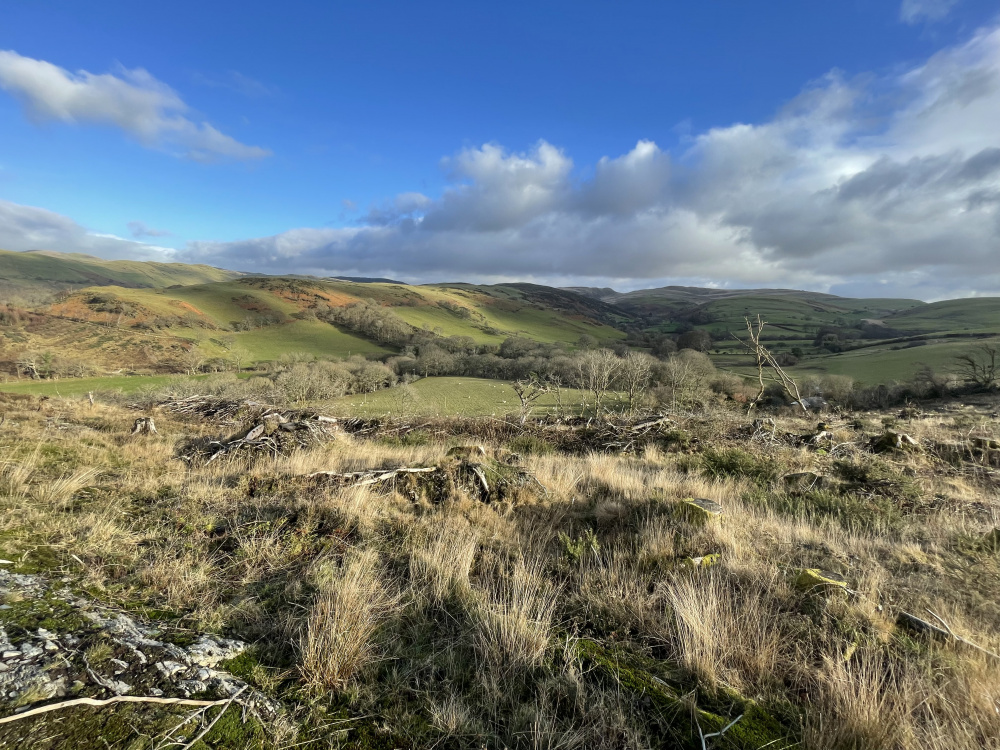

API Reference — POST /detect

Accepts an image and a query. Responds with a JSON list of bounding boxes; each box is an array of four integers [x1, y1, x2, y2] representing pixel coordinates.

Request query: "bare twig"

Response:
[[926, 608, 1000, 662], [696, 712, 744, 750], [0, 695, 235, 725]]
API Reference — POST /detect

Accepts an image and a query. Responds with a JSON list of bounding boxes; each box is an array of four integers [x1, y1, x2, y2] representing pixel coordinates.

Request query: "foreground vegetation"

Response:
[[1, 388, 999, 748]]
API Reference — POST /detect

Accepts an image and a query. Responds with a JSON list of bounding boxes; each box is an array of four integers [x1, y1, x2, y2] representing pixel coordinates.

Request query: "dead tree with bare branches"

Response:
[[735, 315, 807, 415]]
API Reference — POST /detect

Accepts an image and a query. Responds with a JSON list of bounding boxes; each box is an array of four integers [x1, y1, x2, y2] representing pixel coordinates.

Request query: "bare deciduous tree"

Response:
[[735, 316, 806, 414], [618, 351, 654, 415], [511, 373, 551, 426], [954, 345, 1000, 389], [575, 349, 622, 415]]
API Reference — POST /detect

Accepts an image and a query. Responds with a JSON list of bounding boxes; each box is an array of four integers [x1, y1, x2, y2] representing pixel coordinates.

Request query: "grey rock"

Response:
[[155, 660, 187, 678], [19, 643, 43, 658]]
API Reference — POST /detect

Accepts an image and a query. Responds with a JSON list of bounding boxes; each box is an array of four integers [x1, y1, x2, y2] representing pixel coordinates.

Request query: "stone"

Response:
[[679, 497, 723, 524], [795, 568, 848, 592], [783, 472, 825, 490], [110, 658, 129, 674], [2, 651, 19, 660], [155, 660, 187, 678]]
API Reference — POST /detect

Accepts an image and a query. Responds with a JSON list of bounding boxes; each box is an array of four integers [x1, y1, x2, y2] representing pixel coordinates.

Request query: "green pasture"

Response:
[[884, 298, 1000, 335], [230, 319, 390, 359], [0, 373, 209, 398]]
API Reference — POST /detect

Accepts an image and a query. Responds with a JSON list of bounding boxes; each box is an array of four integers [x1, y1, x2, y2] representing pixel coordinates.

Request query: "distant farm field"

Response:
[[0, 373, 207, 397]]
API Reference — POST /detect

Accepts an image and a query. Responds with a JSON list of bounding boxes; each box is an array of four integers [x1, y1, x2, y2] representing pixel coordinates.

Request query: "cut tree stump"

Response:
[[131, 417, 158, 435]]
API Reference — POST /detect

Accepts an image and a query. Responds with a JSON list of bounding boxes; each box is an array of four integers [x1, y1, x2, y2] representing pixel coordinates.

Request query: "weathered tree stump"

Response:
[[132, 417, 158, 435]]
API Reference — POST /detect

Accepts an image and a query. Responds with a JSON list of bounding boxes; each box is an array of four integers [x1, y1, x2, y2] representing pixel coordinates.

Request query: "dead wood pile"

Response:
[[164, 395, 340, 463], [306, 451, 545, 504]]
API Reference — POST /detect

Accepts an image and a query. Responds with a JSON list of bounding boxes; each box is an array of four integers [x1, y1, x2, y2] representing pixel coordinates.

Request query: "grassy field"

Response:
[[228, 319, 390, 359], [0, 373, 209, 397], [884, 298, 1000, 335], [330, 376, 596, 417], [2, 392, 999, 748]]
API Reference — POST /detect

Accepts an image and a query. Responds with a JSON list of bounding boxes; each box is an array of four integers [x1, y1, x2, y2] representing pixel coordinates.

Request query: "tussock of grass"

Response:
[[299, 549, 398, 692]]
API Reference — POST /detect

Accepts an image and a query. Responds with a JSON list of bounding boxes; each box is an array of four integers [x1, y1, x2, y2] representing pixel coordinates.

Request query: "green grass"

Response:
[[0, 373, 212, 397], [788, 337, 1000, 383], [713, 335, 1000, 384], [230, 319, 391, 359], [884, 298, 1000, 335], [0, 249, 238, 304], [330, 376, 592, 417]]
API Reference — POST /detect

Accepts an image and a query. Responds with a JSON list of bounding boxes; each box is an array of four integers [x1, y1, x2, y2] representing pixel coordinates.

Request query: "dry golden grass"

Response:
[[2, 394, 1000, 748], [472, 556, 559, 671], [299, 548, 399, 692]]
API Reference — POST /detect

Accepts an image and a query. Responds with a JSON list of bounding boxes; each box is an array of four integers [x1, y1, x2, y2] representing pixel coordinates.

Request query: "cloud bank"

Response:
[[3, 24, 1000, 300], [0, 200, 173, 261], [0, 50, 270, 161]]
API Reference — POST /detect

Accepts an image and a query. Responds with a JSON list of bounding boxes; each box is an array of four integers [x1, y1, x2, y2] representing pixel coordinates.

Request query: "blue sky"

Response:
[[1, 0, 999, 299]]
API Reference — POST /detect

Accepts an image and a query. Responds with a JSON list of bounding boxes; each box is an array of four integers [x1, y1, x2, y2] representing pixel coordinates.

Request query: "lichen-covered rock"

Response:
[[0, 569, 281, 719], [870, 431, 919, 453], [795, 568, 848, 592], [680, 497, 723, 525]]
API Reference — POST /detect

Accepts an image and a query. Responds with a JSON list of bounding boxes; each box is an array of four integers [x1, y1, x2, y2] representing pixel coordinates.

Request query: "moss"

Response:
[[0, 534, 64, 574], [576, 638, 798, 749], [0, 593, 93, 644], [0, 702, 269, 750]]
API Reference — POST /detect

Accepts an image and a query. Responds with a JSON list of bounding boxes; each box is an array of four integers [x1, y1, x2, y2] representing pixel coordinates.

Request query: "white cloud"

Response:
[[0, 50, 271, 161], [0, 199, 174, 261], [900, 0, 961, 24], [176, 24, 1000, 300]]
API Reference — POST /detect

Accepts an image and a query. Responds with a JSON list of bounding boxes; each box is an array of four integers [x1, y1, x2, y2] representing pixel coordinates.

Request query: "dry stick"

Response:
[[696, 712, 744, 750], [926, 608, 1000, 662], [175, 686, 247, 750], [0, 696, 234, 726]]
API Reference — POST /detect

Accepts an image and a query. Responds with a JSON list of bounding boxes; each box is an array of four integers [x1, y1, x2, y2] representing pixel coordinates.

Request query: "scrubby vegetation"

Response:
[[2, 386, 1000, 748]]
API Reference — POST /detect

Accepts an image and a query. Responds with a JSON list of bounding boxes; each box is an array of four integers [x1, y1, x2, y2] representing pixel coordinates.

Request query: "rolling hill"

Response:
[[0, 248, 241, 304], [3, 249, 1000, 387]]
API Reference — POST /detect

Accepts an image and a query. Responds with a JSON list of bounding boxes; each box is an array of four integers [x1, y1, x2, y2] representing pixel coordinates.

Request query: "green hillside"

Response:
[[882, 298, 1000, 335], [0, 248, 240, 303]]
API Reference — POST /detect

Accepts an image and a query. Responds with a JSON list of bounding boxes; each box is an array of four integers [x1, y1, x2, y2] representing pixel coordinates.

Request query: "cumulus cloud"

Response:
[[0, 199, 174, 261], [176, 24, 1000, 299], [900, 0, 961, 24], [127, 220, 172, 238], [0, 50, 271, 161], [5, 24, 1000, 300]]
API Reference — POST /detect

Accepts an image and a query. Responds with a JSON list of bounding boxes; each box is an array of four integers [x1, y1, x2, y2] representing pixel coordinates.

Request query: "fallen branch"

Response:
[[306, 466, 438, 486], [0, 695, 235, 726], [926, 608, 1000, 662], [697, 712, 744, 750]]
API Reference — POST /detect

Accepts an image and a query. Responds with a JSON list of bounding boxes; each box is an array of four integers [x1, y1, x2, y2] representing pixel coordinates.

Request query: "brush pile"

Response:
[[165, 396, 340, 463], [306, 448, 545, 504]]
